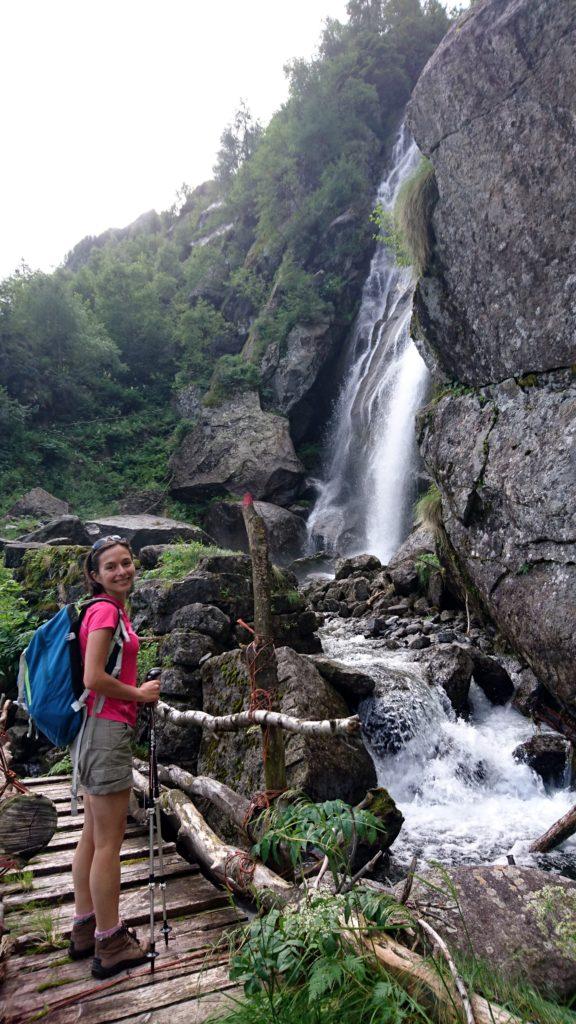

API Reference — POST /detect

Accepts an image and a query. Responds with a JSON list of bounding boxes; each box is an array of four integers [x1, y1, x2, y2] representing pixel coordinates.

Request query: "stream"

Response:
[[320, 617, 576, 879]]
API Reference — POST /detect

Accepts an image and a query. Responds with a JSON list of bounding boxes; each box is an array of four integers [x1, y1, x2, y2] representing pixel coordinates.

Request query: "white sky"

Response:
[[0, 0, 350, 282]]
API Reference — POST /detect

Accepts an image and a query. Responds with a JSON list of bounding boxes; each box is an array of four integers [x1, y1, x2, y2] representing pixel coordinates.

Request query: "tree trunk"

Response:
[[242, 494, 286, 793], [529, 802, 576, 853], [139, 761, 251, 831], [153, 701, 359, 736], [0, 793, 58, 858]]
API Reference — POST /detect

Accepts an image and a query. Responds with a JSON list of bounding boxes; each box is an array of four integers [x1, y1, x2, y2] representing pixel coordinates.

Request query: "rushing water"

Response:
[[308, 126, 429, 561], [321, 618, 576, 877]]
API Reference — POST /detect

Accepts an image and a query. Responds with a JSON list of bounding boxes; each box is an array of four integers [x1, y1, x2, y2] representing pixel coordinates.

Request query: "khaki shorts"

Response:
[[73, 718, 134, 796]]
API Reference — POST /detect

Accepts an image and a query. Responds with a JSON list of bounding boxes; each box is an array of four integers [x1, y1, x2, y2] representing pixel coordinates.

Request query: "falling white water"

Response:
[[308, 125, 429, 562], [321, 619, 576, 876]]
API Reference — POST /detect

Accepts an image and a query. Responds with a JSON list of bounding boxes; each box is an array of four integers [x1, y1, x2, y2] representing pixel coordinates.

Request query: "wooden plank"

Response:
[[5, 875, 230, 936], [7, 906, 246, 977], [127, 988, 243, 1024], [21, 775, 73, 787], [37, 823, 147, 852], [5, 837, 174, 879], [5, 855, 198, 909], [21, 963, 234, 1024]]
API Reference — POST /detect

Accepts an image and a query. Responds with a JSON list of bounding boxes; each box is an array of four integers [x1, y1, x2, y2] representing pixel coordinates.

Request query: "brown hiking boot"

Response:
[[68, 914, 96, 959], [91, 923, 151, 979]]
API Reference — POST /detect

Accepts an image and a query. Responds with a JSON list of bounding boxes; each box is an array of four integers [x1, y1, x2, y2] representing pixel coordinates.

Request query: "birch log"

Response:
[[136, 760, 251, 831], [154, 700, 360, 735], [132, 768, 294, 902], [529, 802, 576, 853]]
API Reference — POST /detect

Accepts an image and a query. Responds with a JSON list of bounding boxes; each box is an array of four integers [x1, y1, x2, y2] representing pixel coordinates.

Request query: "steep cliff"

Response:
[[408, 0, 576, 710]]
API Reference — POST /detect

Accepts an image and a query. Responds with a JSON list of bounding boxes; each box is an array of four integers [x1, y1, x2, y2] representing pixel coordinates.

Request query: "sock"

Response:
[[95, 922, 122, 940], [73, 910, 95, 925]]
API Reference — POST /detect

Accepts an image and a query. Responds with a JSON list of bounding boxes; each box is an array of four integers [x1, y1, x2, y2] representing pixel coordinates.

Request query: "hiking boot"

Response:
[[68, 914, 96, 960], [91, 923, 151, 979]]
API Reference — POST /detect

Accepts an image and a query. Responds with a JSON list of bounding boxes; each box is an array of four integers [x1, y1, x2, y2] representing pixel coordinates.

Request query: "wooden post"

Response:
[[242, 493, 286, 793]]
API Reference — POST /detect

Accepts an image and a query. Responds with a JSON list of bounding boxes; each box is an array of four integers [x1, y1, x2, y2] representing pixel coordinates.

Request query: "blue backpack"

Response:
[[17, 598, 125, 748]]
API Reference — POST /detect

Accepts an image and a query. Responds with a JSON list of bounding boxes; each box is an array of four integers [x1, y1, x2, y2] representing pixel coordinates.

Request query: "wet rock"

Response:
[[169, 391, 304, 505], [260, 320, 335, 443], [513, 733, 571, 789], [386, 526, 435, 596], [468, 650, 514, 705], [198, 648, 376, 838], [8, 488, 69, 519], [511, 668, 541, 718], [307, 656, 375, 704], [335, 554, 382, 580], [21, 515, 91, 547], [203, 500, 307, 564], [402, 865, 576, 999], [420, 644, 474, 717], [85, 514, 208, 554], [408, 635, 431, 650], [436, 630, 457, 644]]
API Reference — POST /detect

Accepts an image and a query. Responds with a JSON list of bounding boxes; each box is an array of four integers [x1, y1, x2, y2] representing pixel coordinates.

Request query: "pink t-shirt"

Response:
[[78, 596, 140, 728]]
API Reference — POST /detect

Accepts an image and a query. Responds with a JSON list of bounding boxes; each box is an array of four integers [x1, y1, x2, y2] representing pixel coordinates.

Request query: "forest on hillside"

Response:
[[0, 0, 449, 518]]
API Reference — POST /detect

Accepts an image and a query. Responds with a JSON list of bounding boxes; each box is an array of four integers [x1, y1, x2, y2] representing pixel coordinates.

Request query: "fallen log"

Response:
[[154, 700, 360, 736], [0, 792, 58, 858], [132, 768, 294, 903], [136, 760, 251, 832], [529, 801, 576, 853], [361, 930, 522, 1024]]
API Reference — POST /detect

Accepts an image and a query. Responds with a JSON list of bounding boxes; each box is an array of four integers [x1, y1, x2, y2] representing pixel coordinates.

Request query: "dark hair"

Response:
[[83, 537, 134, 595]]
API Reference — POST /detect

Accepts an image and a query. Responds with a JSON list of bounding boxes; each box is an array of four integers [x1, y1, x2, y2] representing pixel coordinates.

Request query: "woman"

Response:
[[69, 535, 160, 979]]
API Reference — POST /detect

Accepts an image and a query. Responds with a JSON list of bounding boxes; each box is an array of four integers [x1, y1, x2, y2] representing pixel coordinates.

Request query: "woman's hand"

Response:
[[137, 679, 161, 703]]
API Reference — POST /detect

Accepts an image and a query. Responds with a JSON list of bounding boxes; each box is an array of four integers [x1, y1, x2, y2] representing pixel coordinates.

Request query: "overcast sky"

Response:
[[0, 0, 350, 282]]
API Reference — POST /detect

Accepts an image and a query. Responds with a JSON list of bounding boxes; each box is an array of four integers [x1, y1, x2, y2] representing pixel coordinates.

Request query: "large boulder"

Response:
[[408, 0, 576, 385], [513, 733, 571, 789], [20, 515, 91, 547], [8, 488, 69, 519], [169, 392, 305, 505], [198, 647, 377, 827], [203, 500, 307, 564], [130, 571, 253, 633], [84, 514, 208, 555], [403, 865, 576, 999], [420, 375, 576, 712]]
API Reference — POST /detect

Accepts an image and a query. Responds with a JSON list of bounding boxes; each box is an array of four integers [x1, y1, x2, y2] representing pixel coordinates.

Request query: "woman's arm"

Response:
[[84, 628, 160, 703]]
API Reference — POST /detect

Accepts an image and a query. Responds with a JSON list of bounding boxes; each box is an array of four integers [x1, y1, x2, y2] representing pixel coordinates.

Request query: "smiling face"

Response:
[[91, 543, 136, 602]]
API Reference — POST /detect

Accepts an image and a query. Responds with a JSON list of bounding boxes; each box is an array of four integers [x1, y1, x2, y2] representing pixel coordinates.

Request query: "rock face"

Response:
[[408, 0, 576, 712], [21, 516, 91, 547], [420, 374, 576, 711], [408, 0, 576, 385], [404, 865, 576, 999], [169, 392, 305, 505], [203, 500, 307, 564], [260, 321, 336, 442]]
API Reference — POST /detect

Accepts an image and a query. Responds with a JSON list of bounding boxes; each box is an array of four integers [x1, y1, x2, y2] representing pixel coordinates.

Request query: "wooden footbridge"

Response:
[[1, 775, 246, 1024]]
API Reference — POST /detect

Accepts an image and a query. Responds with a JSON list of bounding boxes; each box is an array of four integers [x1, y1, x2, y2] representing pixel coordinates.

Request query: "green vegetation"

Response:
[[413, 483, 442, 534], [137, 638, 160, 683], [0, 559, 37, 688], [414, 552, 442, 589], [0, 1, 450, 514], [372, 157, 437, 275], [20, 546, 86, 616], [47, 752, 73, 776], [141, 541, 238, 581]]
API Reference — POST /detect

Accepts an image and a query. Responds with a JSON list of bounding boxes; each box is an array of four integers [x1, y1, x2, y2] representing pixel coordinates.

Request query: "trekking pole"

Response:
[[145, 668, 163, 973], [149, 692, 172, 950]]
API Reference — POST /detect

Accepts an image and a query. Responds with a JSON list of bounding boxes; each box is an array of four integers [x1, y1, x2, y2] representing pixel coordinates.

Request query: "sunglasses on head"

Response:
[[89, 535, 130, 568]]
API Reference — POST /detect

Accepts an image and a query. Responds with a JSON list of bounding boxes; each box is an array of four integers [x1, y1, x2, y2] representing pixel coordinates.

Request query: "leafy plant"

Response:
[[251, 796, 385, 889], [137, 638, 160, 683], [47, 752, 73, 776], [141, 541, 238, 581], [414, 553, 443, 590], [0, 560, 37, 689]]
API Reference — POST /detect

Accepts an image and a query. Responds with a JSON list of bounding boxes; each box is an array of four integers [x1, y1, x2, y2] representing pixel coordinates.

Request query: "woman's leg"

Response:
[[89, 788, 131, 931], [72, 794, 95, 916]]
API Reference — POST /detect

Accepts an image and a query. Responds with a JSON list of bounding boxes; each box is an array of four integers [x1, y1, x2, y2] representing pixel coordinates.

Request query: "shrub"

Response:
[[394, 157, 437, 276], [204, 355, 260, 406], [0, 560, 37, 689], [141, 541, 238, 581]]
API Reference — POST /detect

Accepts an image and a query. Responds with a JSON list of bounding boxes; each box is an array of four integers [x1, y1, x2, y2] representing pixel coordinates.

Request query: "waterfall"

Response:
[[308, 125, 429, 563]]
